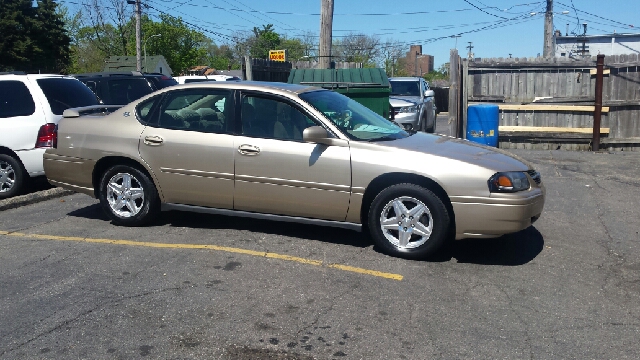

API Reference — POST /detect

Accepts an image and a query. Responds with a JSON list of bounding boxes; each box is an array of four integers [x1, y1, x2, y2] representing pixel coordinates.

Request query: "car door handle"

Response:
[[144, 135, 164, 146], [238, 144, 260, 156]]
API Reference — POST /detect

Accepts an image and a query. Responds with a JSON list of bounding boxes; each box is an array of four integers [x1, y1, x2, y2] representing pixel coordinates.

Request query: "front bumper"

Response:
[[392, 111, 420, 130], [451, 188, 545, 240]]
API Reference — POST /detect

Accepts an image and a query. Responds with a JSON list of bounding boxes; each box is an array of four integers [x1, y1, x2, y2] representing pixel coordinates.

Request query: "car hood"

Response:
[[389, 96, 420, 107], [370, 133, 531, 172]]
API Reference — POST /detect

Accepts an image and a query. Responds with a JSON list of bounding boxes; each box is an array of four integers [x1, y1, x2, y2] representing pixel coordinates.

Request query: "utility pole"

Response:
[[127, 0, 142, 72], [543, 0, 554, 58], [319, 0, 334, 69], [467, 42, 474, 60], [136, 0, 142, 72]]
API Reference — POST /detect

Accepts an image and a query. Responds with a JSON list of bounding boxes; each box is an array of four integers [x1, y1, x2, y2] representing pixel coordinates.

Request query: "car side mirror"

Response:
[[303, 126, 328, 142], [303, 126, 348, 147], [425, 89, 435, 98]]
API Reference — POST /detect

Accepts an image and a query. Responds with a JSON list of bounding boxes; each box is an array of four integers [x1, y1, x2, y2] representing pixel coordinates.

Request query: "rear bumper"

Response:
[[15, 148, 46, 177], [452, 190, 545, 240], [43, 152, 96, 197]]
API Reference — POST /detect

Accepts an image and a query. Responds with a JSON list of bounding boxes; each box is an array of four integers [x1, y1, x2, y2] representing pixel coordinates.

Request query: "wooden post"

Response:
[[448, 50, 460, 137], [244, 56, 253, 81], [462, 58, 469, 139], [319, 0, 334, 69], [592, 54, 605, 151]]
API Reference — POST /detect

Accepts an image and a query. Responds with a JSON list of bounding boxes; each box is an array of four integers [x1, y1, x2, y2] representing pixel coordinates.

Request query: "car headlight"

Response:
[[488, 171, 530, 192], [399, 105, 418, 113]]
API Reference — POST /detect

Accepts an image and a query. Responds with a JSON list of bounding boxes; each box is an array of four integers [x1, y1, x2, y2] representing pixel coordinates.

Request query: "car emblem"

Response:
[[123, 112, 130, 117]]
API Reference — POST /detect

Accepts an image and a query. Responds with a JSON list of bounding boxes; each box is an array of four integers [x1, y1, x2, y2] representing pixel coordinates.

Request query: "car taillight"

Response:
[[36, 123, 57, 148], [160, 75, 171, 80]]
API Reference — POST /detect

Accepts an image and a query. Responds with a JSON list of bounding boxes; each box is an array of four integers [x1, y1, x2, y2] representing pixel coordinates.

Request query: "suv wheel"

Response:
[[0, 154, 26, 199], [98, 165, 160, 226], [368, 183, 449, 259]]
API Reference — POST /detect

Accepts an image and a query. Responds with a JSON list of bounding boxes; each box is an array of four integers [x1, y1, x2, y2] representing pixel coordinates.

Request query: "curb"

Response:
[[0, 188, 76, 212]]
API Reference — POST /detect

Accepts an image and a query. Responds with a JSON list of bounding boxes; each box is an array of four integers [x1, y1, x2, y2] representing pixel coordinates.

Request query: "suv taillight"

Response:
[[36, 123, 57, 148]]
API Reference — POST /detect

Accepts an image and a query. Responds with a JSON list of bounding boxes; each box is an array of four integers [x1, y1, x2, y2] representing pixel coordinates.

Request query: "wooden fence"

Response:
[[450, 51, 640, 151]]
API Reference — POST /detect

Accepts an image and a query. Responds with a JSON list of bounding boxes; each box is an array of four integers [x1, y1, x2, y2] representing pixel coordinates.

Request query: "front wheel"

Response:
[[368, 183, 449, 259], [98, 165, 159, 226], [0, 154, 26, 199]]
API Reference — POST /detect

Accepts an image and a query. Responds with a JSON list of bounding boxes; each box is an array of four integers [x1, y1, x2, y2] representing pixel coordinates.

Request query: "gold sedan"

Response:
[[44, 82, 545, 259]]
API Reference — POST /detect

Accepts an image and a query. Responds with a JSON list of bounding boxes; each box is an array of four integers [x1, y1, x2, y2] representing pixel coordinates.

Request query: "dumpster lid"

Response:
[[288, 68, 389, 88]]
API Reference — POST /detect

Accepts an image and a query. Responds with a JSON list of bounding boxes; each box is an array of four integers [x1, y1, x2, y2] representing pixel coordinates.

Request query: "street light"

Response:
[[143, 34, 161, 73]]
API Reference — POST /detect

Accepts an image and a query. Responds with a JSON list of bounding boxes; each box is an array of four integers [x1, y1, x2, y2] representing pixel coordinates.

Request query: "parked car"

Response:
[[44, 81, 545, 259], [0, 72, 100, 199], [174, 75, 242, 84], [389, 77, 436, 133], [72, 71, 178, 105]]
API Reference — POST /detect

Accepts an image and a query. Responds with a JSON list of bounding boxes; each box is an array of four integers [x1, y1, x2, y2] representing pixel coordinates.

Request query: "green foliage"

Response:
[[422, 62, 449, 83], [142, 15, 208, 74], [249, 24, 281, 59], [0, 0, 70, 73]]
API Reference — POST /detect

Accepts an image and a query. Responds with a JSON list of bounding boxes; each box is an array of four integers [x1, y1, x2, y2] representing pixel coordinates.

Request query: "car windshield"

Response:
[[299, 90, 409, 141], [390, 81, 421, 96]]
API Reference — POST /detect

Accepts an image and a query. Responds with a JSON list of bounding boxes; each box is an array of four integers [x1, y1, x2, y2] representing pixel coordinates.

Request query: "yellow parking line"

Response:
[[0, 230, 403, 281]]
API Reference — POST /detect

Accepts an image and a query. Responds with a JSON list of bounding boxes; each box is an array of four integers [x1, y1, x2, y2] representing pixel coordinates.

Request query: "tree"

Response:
[[0, 0, 71, 73], [142, 15, 207, 75], [249, 24, 281, 59], [332, 33, 380, 67]]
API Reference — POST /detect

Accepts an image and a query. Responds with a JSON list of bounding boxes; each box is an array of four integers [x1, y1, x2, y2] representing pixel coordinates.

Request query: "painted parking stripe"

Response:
[[0, 230, 403, 281]]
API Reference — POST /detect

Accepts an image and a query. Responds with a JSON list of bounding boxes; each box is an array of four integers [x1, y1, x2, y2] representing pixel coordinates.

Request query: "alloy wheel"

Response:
[[106, 172, 145, 218], [379, 196, 433, 249], [0, 160, 16, 193]]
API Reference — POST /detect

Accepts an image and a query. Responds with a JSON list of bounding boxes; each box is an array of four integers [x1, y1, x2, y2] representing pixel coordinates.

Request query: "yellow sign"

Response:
[[269, 50, 287, 62]]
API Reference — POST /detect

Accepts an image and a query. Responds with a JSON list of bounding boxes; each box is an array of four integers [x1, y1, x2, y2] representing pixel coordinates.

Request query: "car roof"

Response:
[[389, 77, 422, 81], [170, 81, 321, 95], [0, 73, 79, 81]]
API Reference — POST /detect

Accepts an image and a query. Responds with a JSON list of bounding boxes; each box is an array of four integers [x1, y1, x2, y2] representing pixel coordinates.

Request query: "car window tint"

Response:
[[241, 96, 315, 141], [36, 78, 99, 115], [158, 89, 232, 133], [136, 96, 160, 124], [107, 78, 153, 105], [0, 80, 36, 118]]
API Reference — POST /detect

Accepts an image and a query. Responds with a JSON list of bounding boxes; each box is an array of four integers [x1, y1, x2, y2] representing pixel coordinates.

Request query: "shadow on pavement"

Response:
[[161, 210, 371, 249], [67, 205, 543, 264], [428, 226, 544, 266]]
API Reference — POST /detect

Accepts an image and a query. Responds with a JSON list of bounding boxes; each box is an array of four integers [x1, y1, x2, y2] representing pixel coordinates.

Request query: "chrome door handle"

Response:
[[144, 135, 164, 146], [238, 144, 260, 156]]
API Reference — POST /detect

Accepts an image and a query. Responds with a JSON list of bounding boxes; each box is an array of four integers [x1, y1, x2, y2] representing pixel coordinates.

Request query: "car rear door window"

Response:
[[156, 89, 233, 133], [0, 80, 35, 118], [36, 78, 99, 115]]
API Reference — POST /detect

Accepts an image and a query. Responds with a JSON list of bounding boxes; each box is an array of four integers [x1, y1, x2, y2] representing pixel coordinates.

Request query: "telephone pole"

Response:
[[319, 0, 334, 69], [467, 42, 474, 60], [127, 0, 142, 72], [543, 0, 554, 58]]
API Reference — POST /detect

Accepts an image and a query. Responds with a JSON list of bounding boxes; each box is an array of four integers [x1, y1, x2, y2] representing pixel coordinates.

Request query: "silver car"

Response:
[[389, 77, 436, 133], [44, 81, 545, 259]]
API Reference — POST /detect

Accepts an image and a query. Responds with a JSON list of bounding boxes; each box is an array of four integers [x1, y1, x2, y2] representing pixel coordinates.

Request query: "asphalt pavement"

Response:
[[1, 123, 639, 359]]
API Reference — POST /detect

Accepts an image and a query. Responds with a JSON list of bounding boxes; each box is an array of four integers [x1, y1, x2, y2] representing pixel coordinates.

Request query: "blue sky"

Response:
[[66, 0, 640, 68]]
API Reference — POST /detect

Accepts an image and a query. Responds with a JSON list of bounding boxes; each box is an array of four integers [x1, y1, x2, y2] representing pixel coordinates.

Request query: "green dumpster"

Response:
[[287, 68, 391, 120]]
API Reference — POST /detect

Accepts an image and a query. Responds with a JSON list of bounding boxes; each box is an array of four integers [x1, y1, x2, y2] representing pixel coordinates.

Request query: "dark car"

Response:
[[72, 71, 178, 105]]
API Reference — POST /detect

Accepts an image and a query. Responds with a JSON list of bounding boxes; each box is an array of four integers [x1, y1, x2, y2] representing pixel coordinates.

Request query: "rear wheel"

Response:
[[368, 183, 449, 259], [98, 165, 159, 226], [0, 154, 26, 199]]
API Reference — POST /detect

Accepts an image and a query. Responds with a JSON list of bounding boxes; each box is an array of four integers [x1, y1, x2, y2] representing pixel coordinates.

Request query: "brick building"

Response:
[[404, 45, 434, 77]]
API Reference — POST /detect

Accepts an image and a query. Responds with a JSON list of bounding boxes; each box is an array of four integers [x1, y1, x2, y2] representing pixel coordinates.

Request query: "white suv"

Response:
[[0, 73, 99, 199]]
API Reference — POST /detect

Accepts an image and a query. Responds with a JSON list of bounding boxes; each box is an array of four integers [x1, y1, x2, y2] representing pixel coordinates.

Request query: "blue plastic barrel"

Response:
[[466, 104, 499, 147]]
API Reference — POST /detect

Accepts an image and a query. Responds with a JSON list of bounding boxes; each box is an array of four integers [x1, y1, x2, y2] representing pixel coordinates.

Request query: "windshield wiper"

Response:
[[367, 135, 401, 142]]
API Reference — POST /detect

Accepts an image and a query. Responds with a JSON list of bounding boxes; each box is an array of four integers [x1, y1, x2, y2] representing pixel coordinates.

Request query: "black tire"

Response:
[[419, 115, 426, 132], [0, 154, 26, 200], [98, 165, 160, 226], [367, 183, 449, 259], [426, 107, 436, 133]]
